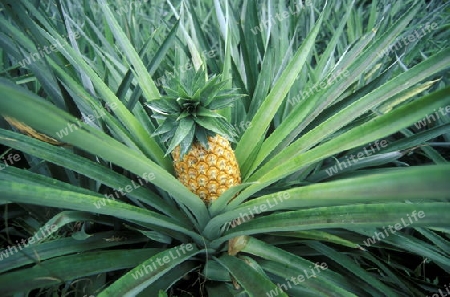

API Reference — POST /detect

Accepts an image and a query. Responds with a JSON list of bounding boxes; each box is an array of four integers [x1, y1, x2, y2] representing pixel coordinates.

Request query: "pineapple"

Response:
[[147, 70, 243, 204]]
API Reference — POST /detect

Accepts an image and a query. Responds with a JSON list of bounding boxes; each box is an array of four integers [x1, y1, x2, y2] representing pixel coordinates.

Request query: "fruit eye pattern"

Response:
[[172, 135, 241, 204]]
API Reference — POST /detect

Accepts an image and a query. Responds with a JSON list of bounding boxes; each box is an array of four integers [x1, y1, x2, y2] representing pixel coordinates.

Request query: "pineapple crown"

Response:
[[146, 69, 245, 159]]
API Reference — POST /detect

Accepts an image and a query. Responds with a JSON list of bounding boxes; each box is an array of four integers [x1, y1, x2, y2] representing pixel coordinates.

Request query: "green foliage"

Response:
[[0, 0, 449, 296], [146, 68, 244, 158]]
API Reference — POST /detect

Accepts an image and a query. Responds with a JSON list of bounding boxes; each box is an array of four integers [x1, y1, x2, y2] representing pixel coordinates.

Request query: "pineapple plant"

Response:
[[0, 0, 449, 296], [146, 70, 242, 204]]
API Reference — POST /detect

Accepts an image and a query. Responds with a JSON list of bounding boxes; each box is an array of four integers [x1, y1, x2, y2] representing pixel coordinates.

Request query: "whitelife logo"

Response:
[[94, 172, 155, 209], [414, 104, 450, 130], [131, 244, 193, 280], [18, 31, 81, 68], [377, 22, 439, 58], [56, 102, 119, 139], [234, 121, 252, 137], [224, 192, 290, 230], [287, 69, 350, 106], [265, 262, 328, 297], [426, 282, 450, 297], [325, 139, 389, 177], [360, 210, 425, 248], [0, 224, 58, 261], [0, 153, 21, 171]]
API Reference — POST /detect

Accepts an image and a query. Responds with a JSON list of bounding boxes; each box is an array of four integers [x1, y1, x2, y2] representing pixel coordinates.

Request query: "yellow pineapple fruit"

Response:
[[147, 70, 243, 204], [172, 135, 241, 203]]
